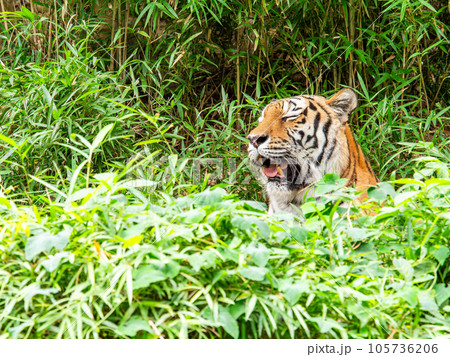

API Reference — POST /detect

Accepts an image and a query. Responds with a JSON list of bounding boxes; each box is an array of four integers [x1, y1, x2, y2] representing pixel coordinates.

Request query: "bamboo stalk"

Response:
[[122, 0, 129, 79], [53, 0, 59, 52], [109, 0, 117, 71], [0, 0, 13, 57], [117, 0, 122, 67], [236, 27, 241, 105], [348, 0, 356, 88], [46, 0, 53, 60]]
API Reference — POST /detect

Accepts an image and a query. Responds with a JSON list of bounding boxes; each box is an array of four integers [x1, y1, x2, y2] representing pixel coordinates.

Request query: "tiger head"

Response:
[[247, 88, 359, 212]]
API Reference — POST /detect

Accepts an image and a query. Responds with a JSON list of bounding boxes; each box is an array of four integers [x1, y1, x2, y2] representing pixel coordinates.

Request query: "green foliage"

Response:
[[0, 165, 449, 338]]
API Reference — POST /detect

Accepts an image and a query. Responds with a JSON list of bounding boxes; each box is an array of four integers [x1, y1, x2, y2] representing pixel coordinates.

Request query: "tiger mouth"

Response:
[[256, 155, 300, 184]]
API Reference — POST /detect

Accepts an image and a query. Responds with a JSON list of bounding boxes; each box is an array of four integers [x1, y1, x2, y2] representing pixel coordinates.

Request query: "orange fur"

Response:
[[247, 89, 378, 213]]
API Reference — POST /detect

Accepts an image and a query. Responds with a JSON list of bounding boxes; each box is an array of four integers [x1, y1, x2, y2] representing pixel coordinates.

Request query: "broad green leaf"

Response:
[[401, 287, 419, 307], [425, 178, 450, 186], [290, 225, 308, 244], [347, 303, 370, 327], [24, 284, 58, 310], [181, 32, 202, 47], [315, 174, 347, 195], [121, 179, 157, 189], [246, 242, 270, 267], [376, 206, 400, 220], [242, 200, 266, 212], [238, 266, 268, 281], [187, 253, 205, 272], [119, 221, 152, 242], [81, 303, 94, 319], [393, 257, 414, 281], [393, 178, 425, 187], [417, 0, 437, 12], [432, 246, 449, 266], [346, 227, 368, 241], [41, 252, 70, 273], [231, 216, 271, 238], [202, 250, 218, 267], [134, 139, 161, 146], [230, 301, 246, 319], [195, 188, 227, 206], [245, 294, 258, 320], [301, 201, 326, 216], [20, 6, 35, 21], [132, 266, 167, 289], [133, 261, 180, 289], [41, 86, 52, 105], [156, 260, 180, 278], [0, 196, 11, 209], [394, 191, 419, 206], [178, 209, 206, 224], [367, 186, 387, 201], [137, 31, 150, 38], [68, 160, 87, 196], [418, 290, 439, 311], [92, 123, 114, 151], [434, 284, 450, 306], [123, 235, 144, 248], [9, 321, 34, 338], [282, 281, 310, 305], [25, 227, 72, 261], [328, 266, 350, 277], [118, 316, 153, 337], [0, 133, 18, 148], [68, 188, 95, 202], [212, 270, 229, 285], [126, 268, 133, 305], [309, 317, 345, 334], [218, 306, 239, 339], [414, 261, 435, 277]]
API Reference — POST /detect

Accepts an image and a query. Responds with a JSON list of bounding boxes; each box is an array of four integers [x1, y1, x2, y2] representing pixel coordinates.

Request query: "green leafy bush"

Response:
[[0, 161, 448, 338]]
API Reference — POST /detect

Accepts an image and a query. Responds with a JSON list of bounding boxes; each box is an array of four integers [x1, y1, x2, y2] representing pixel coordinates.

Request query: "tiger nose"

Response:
[[248, 134, 269, 148]]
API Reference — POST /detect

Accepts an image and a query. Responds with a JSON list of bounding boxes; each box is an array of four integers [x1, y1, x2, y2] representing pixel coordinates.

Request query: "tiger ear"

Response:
[[326, 88, 358, 123]]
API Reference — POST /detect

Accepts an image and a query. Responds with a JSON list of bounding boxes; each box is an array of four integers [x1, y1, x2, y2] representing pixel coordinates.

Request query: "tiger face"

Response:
[[248, 88, 377, 214]]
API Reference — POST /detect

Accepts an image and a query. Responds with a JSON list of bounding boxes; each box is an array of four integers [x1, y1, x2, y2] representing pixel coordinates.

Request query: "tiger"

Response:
[[247, 88, 378, 215]]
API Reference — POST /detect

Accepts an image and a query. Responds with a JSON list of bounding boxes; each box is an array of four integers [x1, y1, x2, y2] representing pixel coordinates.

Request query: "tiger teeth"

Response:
[[277, 166, 284, 177]]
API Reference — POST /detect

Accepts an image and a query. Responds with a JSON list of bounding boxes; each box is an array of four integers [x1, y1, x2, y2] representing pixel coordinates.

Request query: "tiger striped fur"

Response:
[[247, 88, 378, 215]]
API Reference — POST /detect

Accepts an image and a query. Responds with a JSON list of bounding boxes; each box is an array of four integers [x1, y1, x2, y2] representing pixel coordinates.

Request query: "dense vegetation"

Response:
[[0, 0, 449, 338]]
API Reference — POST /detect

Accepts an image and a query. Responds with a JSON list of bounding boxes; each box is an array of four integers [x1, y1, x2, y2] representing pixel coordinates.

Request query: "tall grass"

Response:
[[0, 0, 449, 194]]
